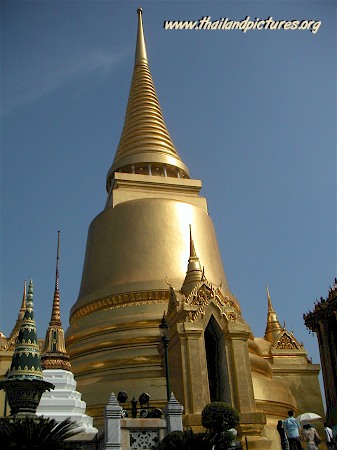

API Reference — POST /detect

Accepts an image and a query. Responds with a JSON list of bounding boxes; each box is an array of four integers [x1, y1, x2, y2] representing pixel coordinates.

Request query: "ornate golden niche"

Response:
[[272, 330, 303, 350]]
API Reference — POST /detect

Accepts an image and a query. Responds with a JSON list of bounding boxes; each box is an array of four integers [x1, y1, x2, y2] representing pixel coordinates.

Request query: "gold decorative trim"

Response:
[[272, 330, 303, 350], [70, 290, 170, 322], [166, 276, 240, 327], [71, 355, 162, 377], [42, 358, 71, 371], [69, 335, 160, 358], [184, 281, 239, 323]]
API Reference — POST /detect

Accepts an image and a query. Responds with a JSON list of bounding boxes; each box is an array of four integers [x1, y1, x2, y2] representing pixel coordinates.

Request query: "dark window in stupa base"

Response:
[[205, 316, 231, 404]]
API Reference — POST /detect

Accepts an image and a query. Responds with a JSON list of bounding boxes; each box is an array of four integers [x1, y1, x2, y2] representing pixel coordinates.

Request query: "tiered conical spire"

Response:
[[264, 284, 283, 343], [42, 231, 71, 370], [181, 226, 203, 296], [8, 280, 43, 380], [106, 8, 189, 190]]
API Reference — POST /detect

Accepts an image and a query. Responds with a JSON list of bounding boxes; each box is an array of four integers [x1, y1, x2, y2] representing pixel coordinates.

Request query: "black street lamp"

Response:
[[159, 314, 171, 401]]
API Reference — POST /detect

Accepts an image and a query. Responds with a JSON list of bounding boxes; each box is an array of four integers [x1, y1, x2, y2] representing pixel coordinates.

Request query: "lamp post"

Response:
[[159, 314, 171, 401]]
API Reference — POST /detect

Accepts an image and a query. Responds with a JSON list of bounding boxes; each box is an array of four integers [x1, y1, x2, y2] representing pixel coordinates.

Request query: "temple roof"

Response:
[[42, 231, 71, 371], [106, 8, 189, 191], [304, 278, 337, 332]]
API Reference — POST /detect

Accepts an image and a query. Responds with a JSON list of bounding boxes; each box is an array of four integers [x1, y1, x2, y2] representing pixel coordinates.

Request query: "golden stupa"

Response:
[[65, 9, 325, 449]]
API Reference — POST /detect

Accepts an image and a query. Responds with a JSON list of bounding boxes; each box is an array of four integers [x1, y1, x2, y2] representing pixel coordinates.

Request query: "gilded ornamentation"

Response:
[[272, 331, 303, 349], [167, 284, 178, 316], [175, 278, 239, 323], [3, 338, 17, 351], [70, 290, 170, 322]]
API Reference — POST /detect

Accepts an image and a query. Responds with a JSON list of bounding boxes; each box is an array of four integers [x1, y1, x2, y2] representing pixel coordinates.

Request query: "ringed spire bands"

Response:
[[264, 284, 283, 343], [8, 280, 43, 380], [106, 8, 189, 191], [42, 231, 71, 371]]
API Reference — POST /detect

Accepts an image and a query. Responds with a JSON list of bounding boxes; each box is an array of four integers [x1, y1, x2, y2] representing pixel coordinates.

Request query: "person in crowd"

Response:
[[324, 422, 336, 449], [277, 420, 290, 450], [302, 423, 321, 449], [283, 410, 302, 450]]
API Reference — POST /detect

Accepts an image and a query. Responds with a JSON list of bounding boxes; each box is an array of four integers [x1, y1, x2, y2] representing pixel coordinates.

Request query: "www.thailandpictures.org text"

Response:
[[163, 16, 321, 34]]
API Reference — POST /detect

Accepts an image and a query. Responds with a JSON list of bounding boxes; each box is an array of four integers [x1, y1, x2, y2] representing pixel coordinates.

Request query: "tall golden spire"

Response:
[[181, 225, 203, 296], [264, 284, 283, 343], [41, 231, 71, 371], [106, 8, 189, 190], [135, 7, 148, 64]]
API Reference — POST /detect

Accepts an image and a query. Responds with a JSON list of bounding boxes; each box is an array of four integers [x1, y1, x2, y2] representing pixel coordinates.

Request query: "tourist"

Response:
[[324, 422, 336, 449], [283, 410, 302, 450], [277, 420, 290, 450], [302, 423, 321, 449]]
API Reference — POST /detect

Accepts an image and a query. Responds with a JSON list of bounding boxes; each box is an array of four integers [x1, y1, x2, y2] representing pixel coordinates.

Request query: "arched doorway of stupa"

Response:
[[166, 281, 255, 416], [204, 312, 231, 404]]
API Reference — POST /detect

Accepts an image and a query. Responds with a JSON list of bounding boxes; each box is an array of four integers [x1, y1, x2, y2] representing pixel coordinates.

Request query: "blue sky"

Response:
[[1, 1, 336, 404]]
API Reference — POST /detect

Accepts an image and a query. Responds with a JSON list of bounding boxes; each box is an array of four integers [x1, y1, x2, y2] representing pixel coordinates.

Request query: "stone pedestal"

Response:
[[0, 378, 54, 416], [104, 392, 123, 450], [36, 369, 97, 440], [163, 393, 183, 434]]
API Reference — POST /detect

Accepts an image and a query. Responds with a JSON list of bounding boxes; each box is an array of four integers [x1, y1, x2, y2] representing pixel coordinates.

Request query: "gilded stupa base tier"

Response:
[[66, 301, 171, 428]]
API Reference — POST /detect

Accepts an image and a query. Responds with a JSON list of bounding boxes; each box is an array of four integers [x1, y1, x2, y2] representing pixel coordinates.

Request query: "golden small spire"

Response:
[[50, 230, 61, 325], [181, 225, 203, 295], [264, 284, 282, 343], [41, 231, 71, 371], [135, 8, 147, 64], [7, 280, 27, 348], [106, 8, 189, 190]]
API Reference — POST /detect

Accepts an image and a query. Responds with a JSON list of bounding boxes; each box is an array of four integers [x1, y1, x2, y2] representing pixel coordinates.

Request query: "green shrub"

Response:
[[202, 401, 239, 433], [161, 430, 188, 449], [161, 402, 239, 450], [161, 429, 209, 450]]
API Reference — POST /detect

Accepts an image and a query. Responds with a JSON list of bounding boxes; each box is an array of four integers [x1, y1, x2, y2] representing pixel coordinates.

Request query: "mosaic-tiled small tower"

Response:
[[41, 231, 71, 371], [0, 280, 54, 416]]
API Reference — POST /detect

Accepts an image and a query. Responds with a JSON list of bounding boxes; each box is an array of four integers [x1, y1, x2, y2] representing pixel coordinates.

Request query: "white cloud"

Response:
[[2, 48, 129, 114]]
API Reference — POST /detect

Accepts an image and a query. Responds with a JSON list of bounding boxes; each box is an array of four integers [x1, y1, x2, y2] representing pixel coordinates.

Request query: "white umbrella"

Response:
[[296, 412, 322, 423]]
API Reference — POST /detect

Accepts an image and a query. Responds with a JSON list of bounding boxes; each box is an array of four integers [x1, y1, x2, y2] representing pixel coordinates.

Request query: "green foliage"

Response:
[[208, 429, 235, 450], [161, 402, 239, 449], [161, 430, 188, 449], [160, 429, 208, 450], [0, 416, 81, 449], [202, 401, 239, 433]]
